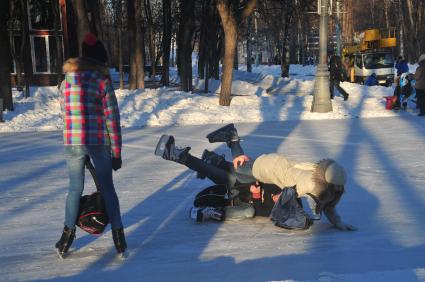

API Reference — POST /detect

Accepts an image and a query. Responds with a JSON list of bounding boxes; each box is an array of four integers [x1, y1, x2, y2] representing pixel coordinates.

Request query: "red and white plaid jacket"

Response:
[[61, 58, 122, 158]]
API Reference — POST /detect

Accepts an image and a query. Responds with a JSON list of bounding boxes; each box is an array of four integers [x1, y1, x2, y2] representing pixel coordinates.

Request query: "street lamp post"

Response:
[[311, 0, 332, 113]]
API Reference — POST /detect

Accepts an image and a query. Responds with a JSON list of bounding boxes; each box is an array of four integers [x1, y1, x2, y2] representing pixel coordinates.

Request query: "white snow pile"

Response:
[[1, 64, 418, 133]]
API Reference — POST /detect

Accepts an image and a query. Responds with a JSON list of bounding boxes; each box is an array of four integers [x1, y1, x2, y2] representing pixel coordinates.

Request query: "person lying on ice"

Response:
[[155, 134, 283, 223], [155, 124, 357, 231]]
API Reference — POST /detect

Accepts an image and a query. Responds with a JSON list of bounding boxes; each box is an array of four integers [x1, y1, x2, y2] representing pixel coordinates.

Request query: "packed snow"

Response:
[[1, 64, 425, 282]]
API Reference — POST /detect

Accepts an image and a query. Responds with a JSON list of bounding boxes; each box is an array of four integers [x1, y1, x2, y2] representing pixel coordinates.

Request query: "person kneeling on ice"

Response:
[[155, 124, 357, 231]]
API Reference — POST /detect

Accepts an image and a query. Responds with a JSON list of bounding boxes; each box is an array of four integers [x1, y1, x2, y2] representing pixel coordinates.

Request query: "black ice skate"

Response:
[[206, 124, 239, 143], [154, 134, 190, 163], [112, 228, 127, 258], [55, 226, 76, 258], [197, 149, 226, 179]]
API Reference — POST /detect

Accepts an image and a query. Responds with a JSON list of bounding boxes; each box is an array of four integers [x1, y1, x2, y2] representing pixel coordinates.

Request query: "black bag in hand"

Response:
[[76, 156, 109, 235]]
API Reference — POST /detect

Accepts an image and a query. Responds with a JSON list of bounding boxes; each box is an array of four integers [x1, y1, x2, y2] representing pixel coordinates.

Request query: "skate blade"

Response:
[[154, 135, 171, 157], [57, 249, 68, 259], [117, 251, 129, 260]]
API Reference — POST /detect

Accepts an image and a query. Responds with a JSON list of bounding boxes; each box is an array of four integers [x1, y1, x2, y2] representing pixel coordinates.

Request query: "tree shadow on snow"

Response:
[[10, 83, 425, 282]]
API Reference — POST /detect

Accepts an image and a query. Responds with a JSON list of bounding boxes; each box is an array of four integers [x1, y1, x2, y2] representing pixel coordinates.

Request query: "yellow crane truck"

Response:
[[342, 28, 397, 86]]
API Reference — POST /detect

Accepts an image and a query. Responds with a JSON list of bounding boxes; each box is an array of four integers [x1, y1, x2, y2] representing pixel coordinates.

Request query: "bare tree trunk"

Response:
[[234, 40, 239, 70], [171, 37, 175, 67], [128, 0, 136, 89], [198, 0, 221, 83], [70, 0, 91, 54], [87, 0, 104, 40], [135, 25, 145, 88], [216, 1, 237, 106], [342, 0, 353, 44], [161, 0, 171, 86], [204, 35, 211, 93], [118, 30, 124, 89], [399, 0, 420, 62], [297, 0, 308, 65], [135, 1, 145, 88], [128, 0, 145, 89], [11, 0, 28, 91], [0, 0, 13, 112], [280, 3, 292, 78], [144, 0, 156, 78], [211, 35, 222, 80], [19, 0, 31, 98], [246, 16, 253, 72], [211, 5, 222, 80], [177, 0, 195, 92], [216, 0, 257, 106], [114, 0, 125, 90], [52, 0, 63, 86], [419, 2, 425, 54], [198, 0, 210, 79], [383, 0, 390, 30]]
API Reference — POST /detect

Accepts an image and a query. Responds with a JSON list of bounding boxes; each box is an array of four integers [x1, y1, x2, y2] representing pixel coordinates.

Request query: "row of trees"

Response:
[[59, 0, 258, 105], [1, 0, 425, 113]]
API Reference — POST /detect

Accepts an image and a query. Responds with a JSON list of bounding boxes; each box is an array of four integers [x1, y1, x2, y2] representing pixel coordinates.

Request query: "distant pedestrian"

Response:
[[364, 73, 378, 86], [342, 57, 351, 82], [395, 56, 409, 77], [414, 54, 425, 116], [56, 33, 127, 257], [329, 55, 349, 100]]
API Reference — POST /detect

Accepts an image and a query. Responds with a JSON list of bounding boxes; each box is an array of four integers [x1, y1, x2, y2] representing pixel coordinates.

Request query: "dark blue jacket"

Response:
[[395, 60, 409, 76], [365, 75, 378, 86]]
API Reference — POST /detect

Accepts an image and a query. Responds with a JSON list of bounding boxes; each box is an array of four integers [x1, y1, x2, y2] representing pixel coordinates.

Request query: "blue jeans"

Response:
[[64, 145, 123, 229]]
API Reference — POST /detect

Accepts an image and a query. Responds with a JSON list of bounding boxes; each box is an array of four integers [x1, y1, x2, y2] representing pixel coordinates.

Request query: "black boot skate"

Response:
[[206, 124, 239, 143], [343, 93, 349, 101], [154, 135, 190, 163], [197, 149, 226, 179], [55, 226, 76, 258], [112, 228, 127, 256]]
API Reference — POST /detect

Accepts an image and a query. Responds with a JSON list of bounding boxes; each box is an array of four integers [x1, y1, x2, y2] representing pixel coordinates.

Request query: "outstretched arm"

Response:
[[324, 205, 357, 231]]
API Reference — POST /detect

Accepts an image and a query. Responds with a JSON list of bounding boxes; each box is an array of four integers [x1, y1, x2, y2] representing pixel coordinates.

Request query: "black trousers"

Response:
[[182, 140, 255, 187], [329, 80, 349, 99], [182, 141, 284, 216], [183, 154, 278, 216], [416, 89, 425, 115], [183, 154, 237, 187]]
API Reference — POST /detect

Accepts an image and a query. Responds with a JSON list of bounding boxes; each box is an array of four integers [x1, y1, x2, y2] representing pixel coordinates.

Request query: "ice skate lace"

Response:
[[172, 146, 190, 161], [202, 207, 222, 219]]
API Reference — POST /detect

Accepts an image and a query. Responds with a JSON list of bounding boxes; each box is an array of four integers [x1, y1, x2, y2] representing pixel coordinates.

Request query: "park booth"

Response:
[[9, 0, 74, 87]]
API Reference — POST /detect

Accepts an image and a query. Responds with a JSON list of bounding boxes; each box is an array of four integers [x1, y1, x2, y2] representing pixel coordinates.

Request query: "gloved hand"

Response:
[[335, 221, 357, 231], [112, 157, 122, 171]]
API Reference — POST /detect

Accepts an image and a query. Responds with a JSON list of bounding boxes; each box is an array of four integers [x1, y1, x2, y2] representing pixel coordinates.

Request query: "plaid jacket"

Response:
[[62, 58, 122, 158]]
